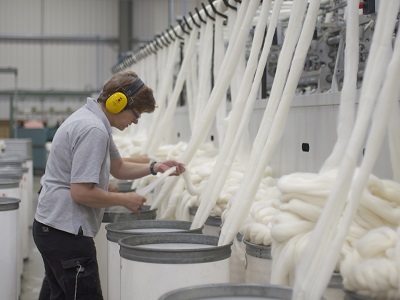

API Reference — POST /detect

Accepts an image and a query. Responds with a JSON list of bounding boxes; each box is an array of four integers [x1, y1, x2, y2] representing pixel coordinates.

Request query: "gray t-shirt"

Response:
[[35, 98, 121, 237]]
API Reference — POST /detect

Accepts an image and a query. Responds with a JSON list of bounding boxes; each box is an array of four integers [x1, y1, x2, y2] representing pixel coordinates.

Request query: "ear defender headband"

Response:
[[105, 78, 145, 114]]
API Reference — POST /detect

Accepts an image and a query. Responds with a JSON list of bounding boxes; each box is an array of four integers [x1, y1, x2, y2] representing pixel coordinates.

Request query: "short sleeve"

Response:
[[70, 127, 109, 184], [109, 136, 121, 160]]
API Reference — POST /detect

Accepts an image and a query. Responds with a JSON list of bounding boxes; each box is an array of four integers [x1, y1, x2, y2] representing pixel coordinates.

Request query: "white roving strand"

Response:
[[214, 9, 228, 149], [219, 0, 320, 246], [147, 25, 199, 155], [136, 167, 177, 197], [151, 0, 257, 210], [186, 48, 198, 130], [330, 19, 400, 299], [270, 0, 357, 290], [340, 227, 399, 299], [191, 0, 277, 229], [192, 16, 213, 134], [269, 0, 359, 289], [141, 39, 180, 155], [319, 4, 358, 173], [293, 2, 400, 299]]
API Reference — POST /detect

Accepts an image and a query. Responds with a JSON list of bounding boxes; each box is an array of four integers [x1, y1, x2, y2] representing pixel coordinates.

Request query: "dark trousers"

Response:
[[32, 219, 103, 300]]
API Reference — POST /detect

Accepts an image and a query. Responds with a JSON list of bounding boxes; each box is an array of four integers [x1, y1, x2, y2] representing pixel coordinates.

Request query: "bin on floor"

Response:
[[244, 239, 344, 300], [159, 283, 327, 299], [230, 233, 246, 283], [0, 178, 23, 294], [244, 239, 272, 284], [0, 167, 30, 260], [189, 206, 221, 236], [0, 197, 20, 300], [119, 234, 232, 300], [106, 220, 203, 300], [94, 205, 157, 300]]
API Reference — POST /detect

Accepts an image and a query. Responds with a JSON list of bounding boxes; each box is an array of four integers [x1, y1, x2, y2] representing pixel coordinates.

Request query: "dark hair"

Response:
[[98, 71, 156, 113]]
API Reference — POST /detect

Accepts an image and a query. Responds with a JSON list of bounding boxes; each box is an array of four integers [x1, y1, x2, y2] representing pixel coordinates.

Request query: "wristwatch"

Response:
[[150, 161, 157, 175]]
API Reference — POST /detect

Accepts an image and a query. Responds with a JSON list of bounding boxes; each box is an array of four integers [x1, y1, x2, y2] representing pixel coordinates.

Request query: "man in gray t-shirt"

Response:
[[32, 71, 185, 299]]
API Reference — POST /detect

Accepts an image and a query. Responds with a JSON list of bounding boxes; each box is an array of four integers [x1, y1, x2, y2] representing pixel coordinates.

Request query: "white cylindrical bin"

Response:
[[119, 234, 232, 300], [2, 139, 34, 228], [0, 178, 23, 295], [94, 205, 157, 300], [230, 233, 246, 283], [189, 206, 221, 236], [0, 197, 20, 300], [159, 283, 327, 300], [106, 220, 203, 300], [244, 239, 272, 284], [0, 167, 30, 260], [244, 239, 344, 300]]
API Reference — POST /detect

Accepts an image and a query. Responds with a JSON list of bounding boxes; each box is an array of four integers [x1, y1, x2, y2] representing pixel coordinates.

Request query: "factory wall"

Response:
[[0, 0, 200, 130]]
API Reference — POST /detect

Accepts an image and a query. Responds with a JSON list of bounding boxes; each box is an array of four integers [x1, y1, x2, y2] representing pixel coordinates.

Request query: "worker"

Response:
[[32, 71, 185, 299]]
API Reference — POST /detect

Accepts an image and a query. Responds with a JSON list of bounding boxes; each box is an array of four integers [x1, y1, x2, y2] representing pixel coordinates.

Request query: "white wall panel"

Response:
[[43, 44, 116, 91], [132, 0, 169, 41], [0, 0, 42, 34], [174, 92, 394, 180], [0, 44, 42, 90], [132, 0, 201, 44], [44, 0, 118, 36], [0, 0, 118, 91]]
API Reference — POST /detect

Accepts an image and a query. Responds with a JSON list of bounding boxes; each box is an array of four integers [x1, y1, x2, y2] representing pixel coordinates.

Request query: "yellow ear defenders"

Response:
[[105, 78, 144, 114]]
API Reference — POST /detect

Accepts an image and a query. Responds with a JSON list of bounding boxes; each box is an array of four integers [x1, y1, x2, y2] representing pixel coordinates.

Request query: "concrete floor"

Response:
[[20, 175, 44, 300]]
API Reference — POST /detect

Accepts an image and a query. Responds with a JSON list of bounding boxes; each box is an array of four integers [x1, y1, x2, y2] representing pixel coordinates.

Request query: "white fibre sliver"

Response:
[[356, 227, 396, 258], [357, 205, 388, 229], [277, 172, 336, 195], [251, 206, 273, 221], [218, 0, 312, 247], [361, 260, 397, 293], [341, 228, 399, 298], [249, 223, 272, 245], [270, 219, 314, 243], [159, 177, 185, 220], [346, 223, 368, 245], [182, 171, 201, 195], [378, 180, 400, 204], [361, 193, 400, 226], [250, 201, 276, 218], [279, 193, 326, 208], [295, 0, 400, 295], [192, 0, 273, 231], [279, 199, 322, 223], [271, 237, 298, 285], [136, 166, 176, 197]]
